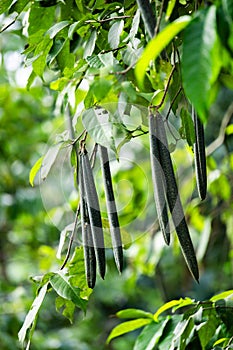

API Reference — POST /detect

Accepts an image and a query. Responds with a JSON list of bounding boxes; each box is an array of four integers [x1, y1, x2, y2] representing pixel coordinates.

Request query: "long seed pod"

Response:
[[136, 0, 156, 39], [79, 155, 96, 289], [99, 145, 123, 273], [156, 112, 199, 282], [149, 113, 170, 245], [192, 108, 207, 200], [81, 147, 106, 279]]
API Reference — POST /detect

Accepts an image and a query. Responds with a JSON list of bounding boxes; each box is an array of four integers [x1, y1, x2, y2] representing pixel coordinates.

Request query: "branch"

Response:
[[206, 102, 233, 156], [151, 65, 176, 110], [85, 16, 130, 25]]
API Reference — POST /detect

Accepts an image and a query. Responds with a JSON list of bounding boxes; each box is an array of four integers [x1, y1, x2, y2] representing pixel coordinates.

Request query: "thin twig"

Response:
[[206, 102, 233, 156], [90, 143, 98, 168], [165, 86, 182, 120], [60, 206, 80, 270], [100, 45, 126, 54], [85, 16, 130, 25], [0, 19, 16, 33], [114, 61, 137, 75], [155, 0, 165, 36], [152, 65, 176, 110]]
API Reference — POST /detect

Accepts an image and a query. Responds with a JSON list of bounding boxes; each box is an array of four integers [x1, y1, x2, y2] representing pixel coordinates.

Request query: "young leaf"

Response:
[[134, 319, 169, 350], [210, 289, 233, 302], [154, 299, 185, 322], [29, 156, 43, 187], [166, 0, 177, 21], [116, 308, 154, 320], [135, 16, 191, 89], [107, 318, 152, 344], [49, 271, 87, 312], [18, 282, 48, 346], [182, 6, 221, 122]]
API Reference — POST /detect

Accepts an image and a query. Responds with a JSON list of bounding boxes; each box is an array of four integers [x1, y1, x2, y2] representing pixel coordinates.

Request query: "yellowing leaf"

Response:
[[29, 156, 43, 187], [153, 299, 189, 322], [107, 318, 152, 344]]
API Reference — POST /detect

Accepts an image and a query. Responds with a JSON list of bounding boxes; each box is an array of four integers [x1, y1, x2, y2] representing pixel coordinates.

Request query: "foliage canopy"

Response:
[[0, 0, 233, 349]]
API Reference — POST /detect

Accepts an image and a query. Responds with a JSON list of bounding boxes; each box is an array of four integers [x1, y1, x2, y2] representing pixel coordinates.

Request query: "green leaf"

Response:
[[116, 308, 154, 320], [18, 283, 48, 345], [46, 20, 71, 39], [127, 9, 140, 42], [108, 20, 124, 49], [32, 35, 53, 77], [182, 6, 221, 122], [159, 315, 184, 350], [223, 0, 233, 25], [9, 0, 28, 14], [154, 299, 188, 322], [180, 108, 195, 147], [82, 107, 116, 152], [29, 156, 43, 187], [107, 318, 152, 344], [172, 298, 195, 312], [213, 338, 229, 347], [28, 6, 55, 35], [0, 0, 13, 14], [210, 290, 233, 302], [84, 30, 97, 58], [55, 296, 75, 323], [134, 319, 169, 350], [171, 318, 194, 350], [91, 79, 112, 101], [68, 247, 93, 300], [49, 271, 87, 312], [135, 16, 191, 89], [197, 305, 219, 349]]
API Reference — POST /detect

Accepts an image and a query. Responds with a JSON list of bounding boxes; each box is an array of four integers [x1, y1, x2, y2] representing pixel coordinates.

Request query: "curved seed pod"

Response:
[[149, 113, 170, 245], [99, 145, 123, 273], [136, 0, 156, 39], [156, 112, 199, 282], [81, 148, 106, 279], [79, 155, 96, 289], [192, 109, 207, 200]]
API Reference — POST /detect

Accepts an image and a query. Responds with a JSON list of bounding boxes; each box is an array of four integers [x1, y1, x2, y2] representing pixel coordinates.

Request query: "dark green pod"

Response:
[[81, 149, 106, 279], [149, 113, 170, 245], [79, 155, 96, 289], [156, 112, 199, 282], [99, 145, 123, 273], [192, 109, 207, 200]]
